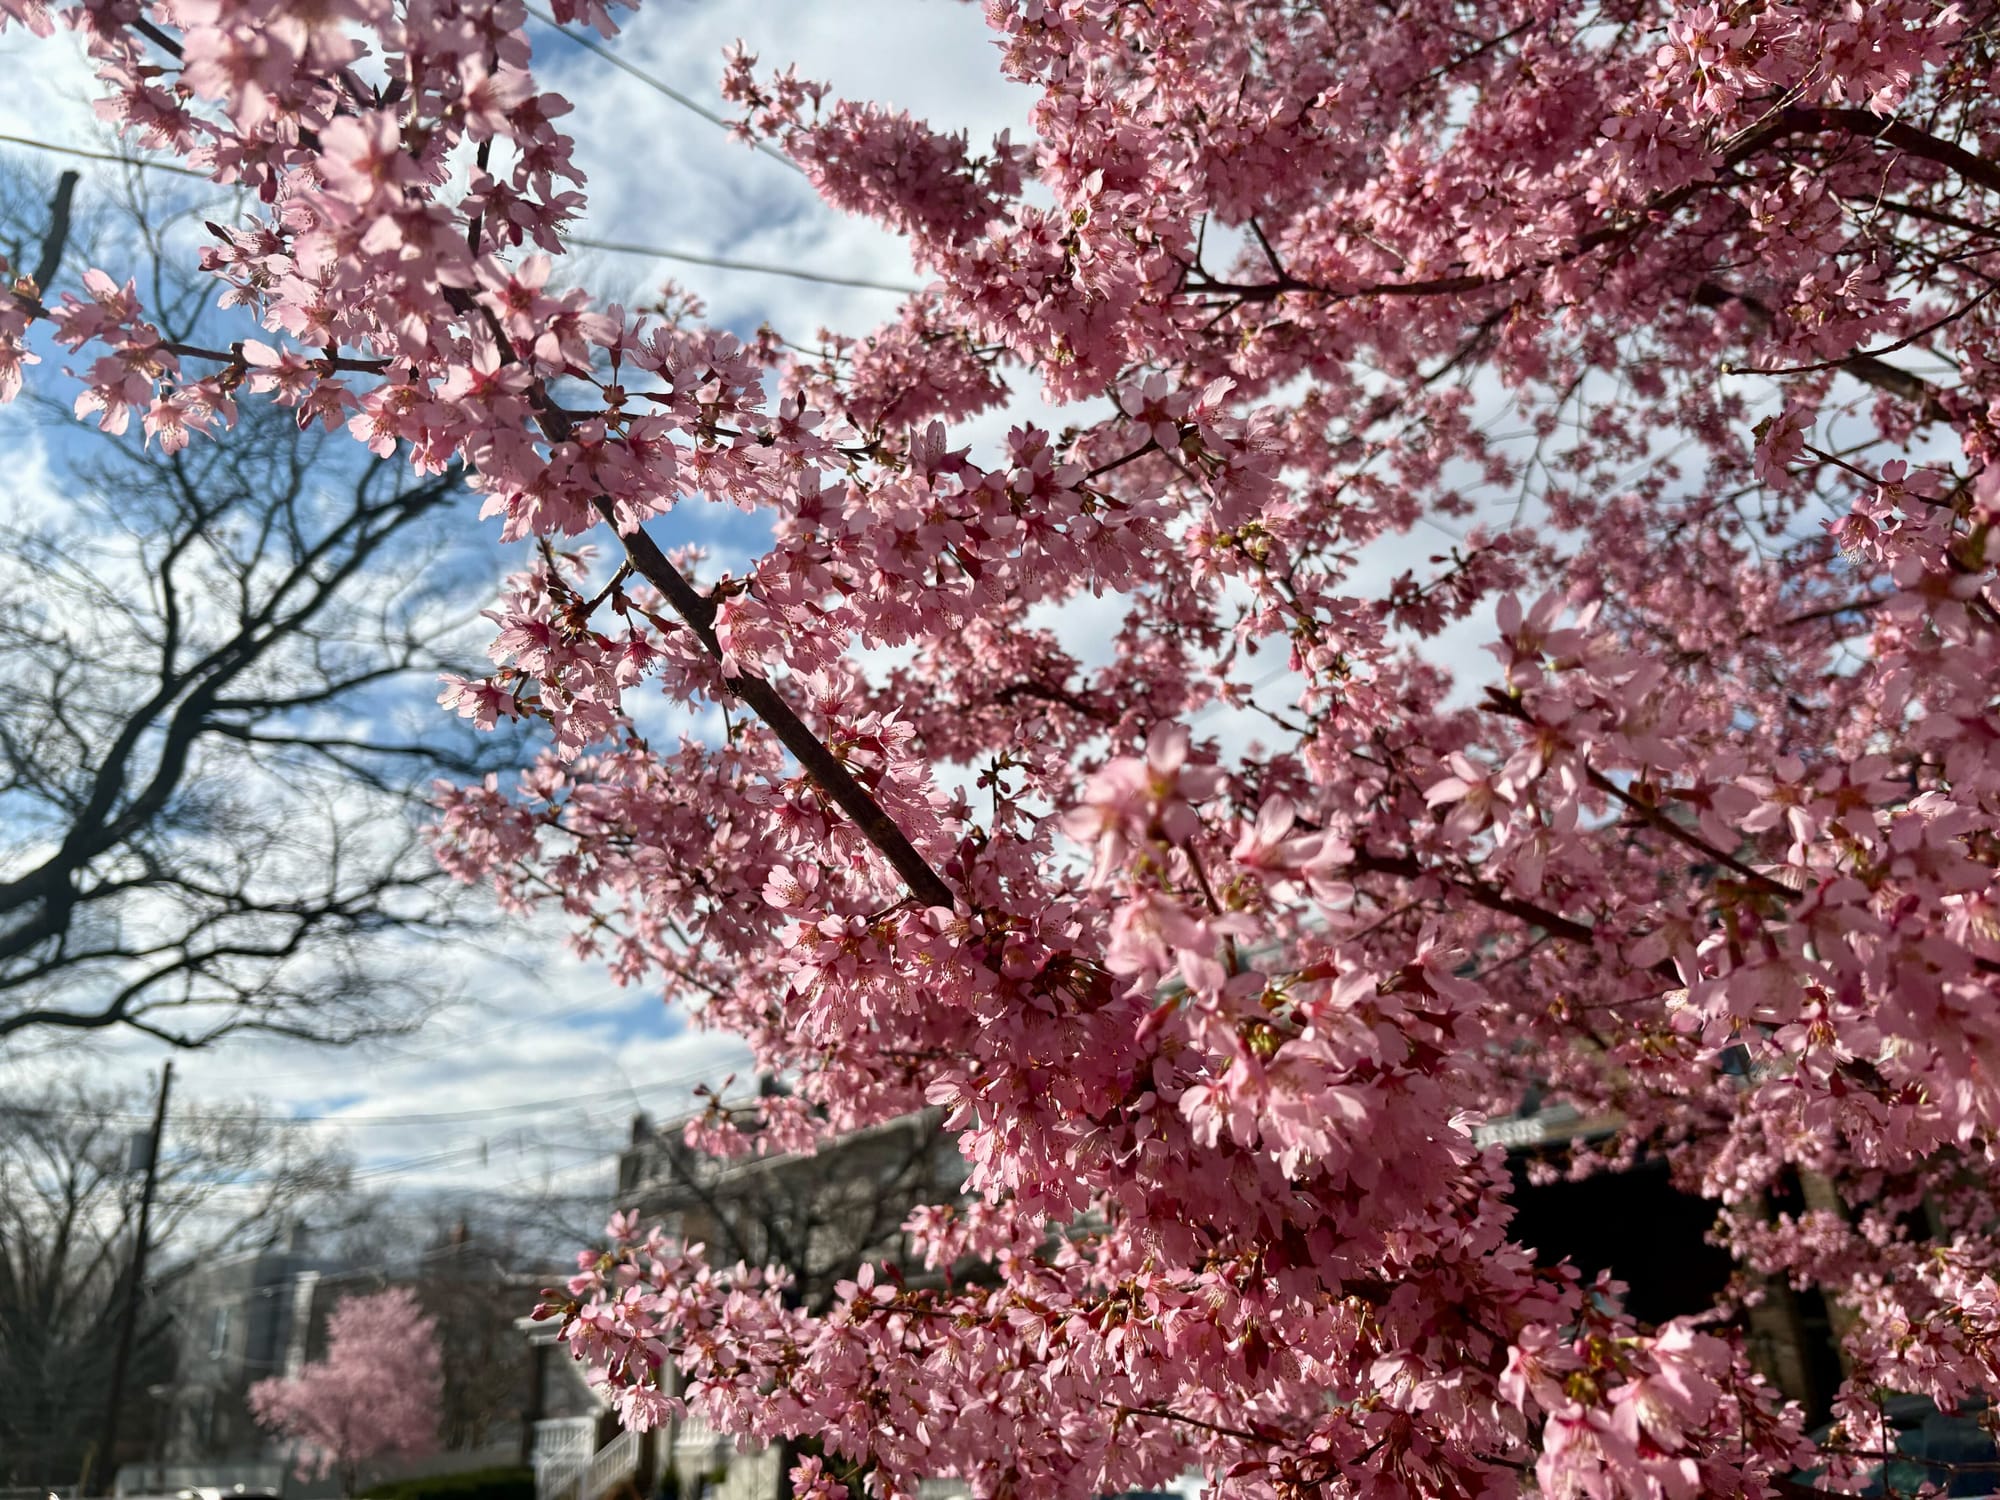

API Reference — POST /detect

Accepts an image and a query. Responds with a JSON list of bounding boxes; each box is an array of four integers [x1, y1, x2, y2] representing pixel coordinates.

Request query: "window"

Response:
[[208, 1304, 232, 1359]]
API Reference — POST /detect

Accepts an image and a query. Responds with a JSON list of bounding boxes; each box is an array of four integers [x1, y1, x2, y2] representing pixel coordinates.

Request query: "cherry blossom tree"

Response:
[[249, 1287, 441, 1494], [5, 0, 2000, 1495]]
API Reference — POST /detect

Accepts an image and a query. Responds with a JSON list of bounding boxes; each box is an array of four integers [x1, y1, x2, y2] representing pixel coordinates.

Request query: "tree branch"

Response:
[[594, 505, 956, 910], [1695, 281, 1955, 423], [30, 169, 79, 292], [1793, 106, 2000, 198]]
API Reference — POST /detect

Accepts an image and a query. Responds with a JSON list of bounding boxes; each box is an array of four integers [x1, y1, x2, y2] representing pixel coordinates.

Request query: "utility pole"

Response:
[[93, 1060, 172, 1497]]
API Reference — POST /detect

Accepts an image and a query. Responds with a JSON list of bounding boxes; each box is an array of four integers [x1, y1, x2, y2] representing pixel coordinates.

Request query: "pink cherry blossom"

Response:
[[248, 1288, 440, 1492], [4, 0, 1999, 1493]]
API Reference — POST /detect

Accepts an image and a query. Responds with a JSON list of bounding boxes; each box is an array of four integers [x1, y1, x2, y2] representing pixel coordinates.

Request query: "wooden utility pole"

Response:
[[93, 1060, 172, 1496]]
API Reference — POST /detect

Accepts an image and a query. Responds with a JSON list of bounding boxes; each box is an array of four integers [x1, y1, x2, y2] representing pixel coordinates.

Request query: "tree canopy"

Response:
[[250, 1286, 440, 1493], [4, 0, 2000, 1496]]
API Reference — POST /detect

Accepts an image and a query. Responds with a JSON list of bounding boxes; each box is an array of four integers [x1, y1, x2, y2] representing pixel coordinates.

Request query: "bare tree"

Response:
[[618, 1106, 966, 1317], [0, 1074, 354, 1487], [0, 161, 522, 1048], [412, 1217, 539, 1452]]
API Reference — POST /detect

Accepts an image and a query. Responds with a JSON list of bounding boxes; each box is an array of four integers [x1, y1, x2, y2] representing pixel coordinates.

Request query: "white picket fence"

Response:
[[532, 1421, 639, 1500], [580, 1430, 640, 1500], [531, 1418, 593, 1500]]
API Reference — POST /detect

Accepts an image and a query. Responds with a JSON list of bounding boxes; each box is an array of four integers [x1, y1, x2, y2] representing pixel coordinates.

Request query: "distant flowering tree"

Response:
[[249, 1288, 440, 1494], [5, 0, 2000, 1496]]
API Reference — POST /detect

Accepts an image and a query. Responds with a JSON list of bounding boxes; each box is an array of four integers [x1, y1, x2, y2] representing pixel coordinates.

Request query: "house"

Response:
[[526, 1105, 969, 1500], [617, 1105, 968, 1313], [122, 1226, 341, 1496], [126, 1222, 542, 1499], [529, 1074, 1873, 1500]]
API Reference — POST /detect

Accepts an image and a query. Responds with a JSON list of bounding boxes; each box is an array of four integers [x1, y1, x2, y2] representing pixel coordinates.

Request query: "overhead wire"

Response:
[[0, 132, 911, 295], [272, 1062, 720, 1127], [518, 3, 803, 174], [0, 131, 207, 179], [343, 1141, 501, 1182], [513, 9, 918, 293], [237, 977, 695, 1078], [1189, 661, 1300, 723], [1, 1063, 723, 1129], [565, 232, 916, 294], [151, 1132, 626, 1195]]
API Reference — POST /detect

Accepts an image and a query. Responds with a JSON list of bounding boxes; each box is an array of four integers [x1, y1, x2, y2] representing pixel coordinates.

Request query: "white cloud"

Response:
[[538, 0, 1035, 341], [0, 906, 751, 1205]]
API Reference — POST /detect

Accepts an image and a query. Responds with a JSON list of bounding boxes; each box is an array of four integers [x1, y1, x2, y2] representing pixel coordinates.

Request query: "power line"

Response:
[[1, 1066, 719, 1129], [0, 19, 796, 180], [0, 131, 207, 179], [277, 1066, 716, 1127], [344, 1139, 622, 1189], [344, 1141, 508, 1181], [158, 1135, 623, 1195], [1189, 662, 1299, 723], [567, 232, 916, 295], [277, 982, 679, 1075], [64, 1130, 612, 1197], [0, 132, 910, 295], [520, 3, 802, 174]]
